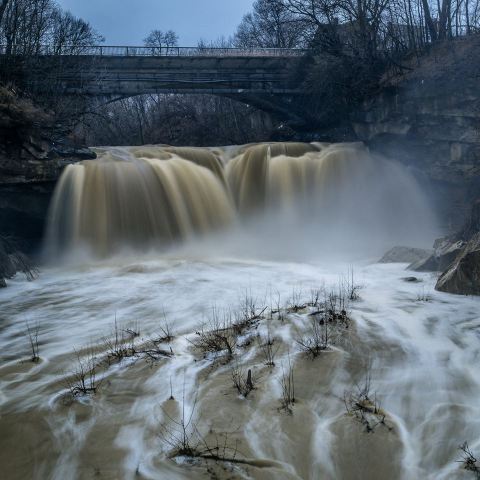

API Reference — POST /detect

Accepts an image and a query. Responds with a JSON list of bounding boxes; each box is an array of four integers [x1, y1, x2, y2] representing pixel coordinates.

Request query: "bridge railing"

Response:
[[0, 45, 309, 57]]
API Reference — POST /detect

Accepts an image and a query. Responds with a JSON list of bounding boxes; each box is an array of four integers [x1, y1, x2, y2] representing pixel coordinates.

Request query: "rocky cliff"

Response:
[[353, 36, 480, 229], [0, 87, 95, 251]]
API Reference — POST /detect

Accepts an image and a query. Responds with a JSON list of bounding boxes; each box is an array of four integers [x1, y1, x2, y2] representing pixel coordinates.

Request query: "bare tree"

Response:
[[277, 0, 480, 56], [80, 93, 275, 147], [143, 29, 179, 54], [234, 0, 310, 48], [49, 9, 104, 54], [0, 0, 103, 55]]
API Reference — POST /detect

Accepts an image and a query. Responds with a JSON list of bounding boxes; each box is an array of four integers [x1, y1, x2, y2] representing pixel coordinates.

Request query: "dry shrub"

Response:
[[231, 363, 256, 397], [64, 348, 99, 397], [459, 442, 480, 478], [344, 372, 392, 433], [259, 328, 279, 366], [191, 307, 238, 360], [159, 388, 241, 462]]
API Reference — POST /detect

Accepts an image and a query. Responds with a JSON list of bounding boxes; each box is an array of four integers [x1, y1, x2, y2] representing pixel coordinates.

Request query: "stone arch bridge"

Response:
[[1, 45, 312, 128]]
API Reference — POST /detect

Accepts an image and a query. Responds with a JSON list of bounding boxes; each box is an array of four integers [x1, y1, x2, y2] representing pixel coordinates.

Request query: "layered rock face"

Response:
[[0, 87, 95, 184], [0, 87, 95, 250], [436, 233, 480, 295], [353, 36, 480, 229]]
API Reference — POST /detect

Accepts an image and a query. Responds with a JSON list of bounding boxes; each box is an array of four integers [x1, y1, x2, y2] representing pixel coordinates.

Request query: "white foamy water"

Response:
[[1, 254, 480, 479], [0, 142, 475, 479]]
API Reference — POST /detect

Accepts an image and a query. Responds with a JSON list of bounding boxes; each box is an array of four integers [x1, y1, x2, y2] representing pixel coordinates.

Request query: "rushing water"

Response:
[[45, 142, 436, 258], [1, 143, 478, 480]]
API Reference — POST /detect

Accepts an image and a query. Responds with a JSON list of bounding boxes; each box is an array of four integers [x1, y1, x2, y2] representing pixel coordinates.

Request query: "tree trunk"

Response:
[[0, 0, 9, 25], [465, 0, 470, 34], [421, 0, 438, 41], [436, 0, 454, 39]]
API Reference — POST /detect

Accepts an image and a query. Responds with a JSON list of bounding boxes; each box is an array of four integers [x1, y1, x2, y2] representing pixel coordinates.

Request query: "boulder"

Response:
[[408, 237, 465, 272], [436, 233, 480, 295], [402, 276, 421, 283], [379, 246, 432, 264]]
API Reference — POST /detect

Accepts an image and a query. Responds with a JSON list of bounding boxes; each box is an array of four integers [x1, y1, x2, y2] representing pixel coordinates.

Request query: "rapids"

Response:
[[1, 258, 480, 480], [1, 142, 478, 480]]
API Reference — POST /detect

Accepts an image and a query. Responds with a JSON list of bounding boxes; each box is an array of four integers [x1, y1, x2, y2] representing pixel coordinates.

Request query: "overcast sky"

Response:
[[56, 0, 254, 46]]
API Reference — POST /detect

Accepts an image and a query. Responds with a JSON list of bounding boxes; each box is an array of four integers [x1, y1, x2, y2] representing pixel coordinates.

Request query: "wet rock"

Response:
[[432, 200, 480, 295], [0, 86, 96, 185], [408, 255, 440, 272], [408, 238, 465, 272], [379, 246, 432, 264], [436, 233, 480, 295], [50, 143, 96, 160], [402, 276, 421, 283]]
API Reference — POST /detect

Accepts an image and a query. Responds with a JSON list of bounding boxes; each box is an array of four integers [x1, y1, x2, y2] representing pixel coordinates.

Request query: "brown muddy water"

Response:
[[1, 143, 477, 479]]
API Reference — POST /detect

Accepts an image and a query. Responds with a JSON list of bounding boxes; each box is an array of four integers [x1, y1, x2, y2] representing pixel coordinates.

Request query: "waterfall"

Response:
[[45, 142, 437, 257]]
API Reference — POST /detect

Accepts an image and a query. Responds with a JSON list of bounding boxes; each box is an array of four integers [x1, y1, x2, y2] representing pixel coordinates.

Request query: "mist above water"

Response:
[[4, 143, 480, 480], [45, 142, 438, 261]]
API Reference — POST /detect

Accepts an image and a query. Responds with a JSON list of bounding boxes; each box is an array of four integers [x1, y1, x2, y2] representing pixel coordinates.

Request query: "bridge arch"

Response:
[[2, 45, 313, 128]]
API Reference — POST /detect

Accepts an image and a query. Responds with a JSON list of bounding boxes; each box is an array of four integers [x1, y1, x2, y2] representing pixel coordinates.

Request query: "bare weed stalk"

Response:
[[157, 313, 174, 343], [287, 286, 306, 312], [142, 339, 174, 362], [296, 317, 330, 358], [159, 383, 240, 462], [307, 288, 322, 308], [459, 442, 480, 478], [280, 355, 295, 413], [191, 307, 237, 360], [25, 321, 40, 362], [344, 372, 391, 433], [104, 317, 138, 363], [233, 292, 267, 334], [341, 268, 361, 301], [231, 363, 256, 397], [260, 328, 279, 366], [416, 287, 432, 302], [270, 290, 284, 322], [65, 349, 99, 397]]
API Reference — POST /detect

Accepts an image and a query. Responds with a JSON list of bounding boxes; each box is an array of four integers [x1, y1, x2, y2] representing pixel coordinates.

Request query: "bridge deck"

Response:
[[1, 48, 307, 96], [0, 45, 309, 58]]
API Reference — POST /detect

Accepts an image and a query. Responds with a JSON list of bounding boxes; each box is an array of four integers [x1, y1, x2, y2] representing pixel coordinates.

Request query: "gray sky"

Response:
[[56, 0, 254, 46]]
